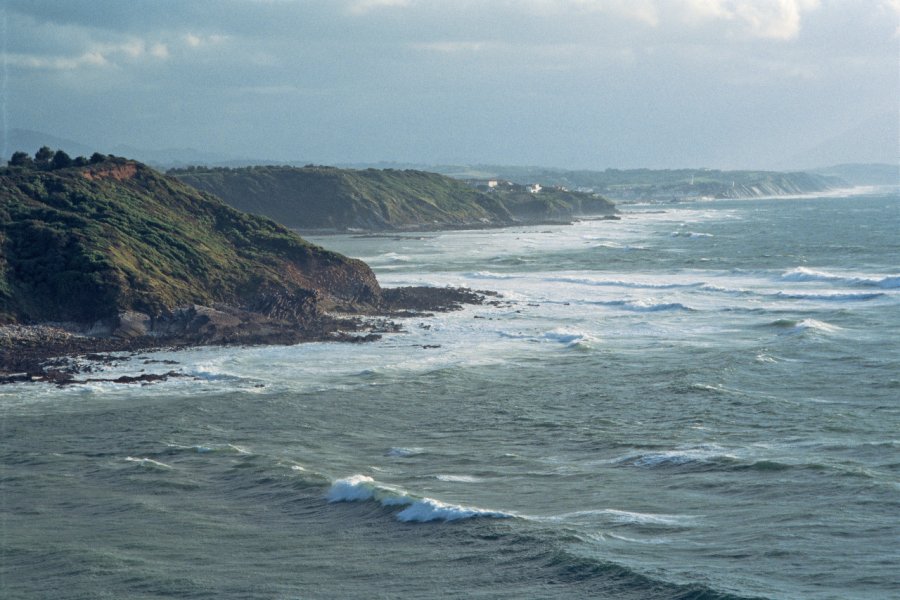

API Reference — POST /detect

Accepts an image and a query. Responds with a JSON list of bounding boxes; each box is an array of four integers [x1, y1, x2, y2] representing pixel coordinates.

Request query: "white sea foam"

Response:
[[325, 474, 513, 523], [396, 498, 512, 522], [464, 271, 519, 280], [326, 474, 383, 502], [125, 457, 172, 469], [386, 446, 424, 457], [546, 276, 702, 290], [601, 509, 693, 526], [542, 508, 695, 527], [671, 231, 714, 238], [606, 533, 672, 544], [620, 444, 736, 468], [594, 299, 693, 312], [436, 474, 480, 483], [783, 319, 842, 334], [381, 252, 411, 263], [781, 267, 900, 289], [773, 291, 884, 302], [542, 328, 599, 349]]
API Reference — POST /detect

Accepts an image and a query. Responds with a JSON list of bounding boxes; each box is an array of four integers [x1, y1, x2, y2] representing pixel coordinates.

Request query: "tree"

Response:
[[73, 156, 89, 167], [51, 150, 73, 170], [34, 146, 54, 169], [8, 151, 33, 167], [89, 152, 107, 164]]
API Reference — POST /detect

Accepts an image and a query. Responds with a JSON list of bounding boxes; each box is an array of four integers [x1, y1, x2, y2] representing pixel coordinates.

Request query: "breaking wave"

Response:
[[781, 267, 900, 289], [326, 474, 516, 523], [772, 291, 884, 302], [546, 276, 703, 290], [594, 299, 694, 312], [769, 318, 842, 334]]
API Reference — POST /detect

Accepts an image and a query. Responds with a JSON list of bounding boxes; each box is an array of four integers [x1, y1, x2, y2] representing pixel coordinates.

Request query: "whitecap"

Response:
[[326, 474, 383, 502], [620, 444, 736, 468], [125, 457, 172, 469], [781, 267, 900, 289], [435, 474, 480, 483], [591, 299, 692, 312], [464, 271, 519, 280], [325, 474, 513, 523], [542, 328, 599, 349], [772, 291, 884, 302], [386, 446, 424, 458], [789, 319, 842, 334], [670, 231, 714, 238], [605, 533, 672, 545], [396, 498, 513, 523], [545, 276, 702, 290], [601, 509, 693, 526]]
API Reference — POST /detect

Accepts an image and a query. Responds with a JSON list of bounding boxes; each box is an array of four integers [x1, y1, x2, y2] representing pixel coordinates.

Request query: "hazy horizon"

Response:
[[2, 1, 898, 171]]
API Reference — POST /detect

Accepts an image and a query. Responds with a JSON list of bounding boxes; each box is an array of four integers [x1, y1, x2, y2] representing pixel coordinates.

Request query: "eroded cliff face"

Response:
[[0, 159, 383, 327]]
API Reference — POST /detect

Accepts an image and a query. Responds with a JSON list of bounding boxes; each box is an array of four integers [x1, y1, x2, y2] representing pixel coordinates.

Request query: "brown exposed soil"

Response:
[[81, 163, 139, 181]]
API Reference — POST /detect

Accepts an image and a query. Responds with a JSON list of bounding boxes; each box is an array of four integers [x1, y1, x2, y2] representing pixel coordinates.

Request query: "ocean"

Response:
[[2, 189, 898, 599]]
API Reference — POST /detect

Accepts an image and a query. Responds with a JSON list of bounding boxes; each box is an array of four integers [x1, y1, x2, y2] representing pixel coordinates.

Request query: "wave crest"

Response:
[[326, 474, 515, 523], [781, 267, 900, 289]]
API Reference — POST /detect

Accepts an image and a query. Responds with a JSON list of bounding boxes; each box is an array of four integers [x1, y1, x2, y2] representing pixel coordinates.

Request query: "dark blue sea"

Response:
[[2, 188, 898, 599]]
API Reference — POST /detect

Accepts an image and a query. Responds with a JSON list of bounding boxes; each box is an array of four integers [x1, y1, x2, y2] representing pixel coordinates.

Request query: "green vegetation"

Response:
[[430, 165, 844, 202], [0, 153, 380, 324], [171, 166, 615, 231]]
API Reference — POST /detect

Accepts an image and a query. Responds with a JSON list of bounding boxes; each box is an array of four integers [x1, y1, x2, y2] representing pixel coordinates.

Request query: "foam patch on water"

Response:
[[325, 474, 514, 523], [594, 299, 693, 312], [542, 328, 599, 349], [545, 276, 703, 290], [464, 271, 520, 280], [670, 231, 714, 238], [125, 457, 172, 469], [770, 318, 842, 335], [781, 267, 900, 289], [386, 447, 424, 458], [618, 444, 737, 468], [435, 474, 480, 482], [395, 498, 511, 522], [772, 291, 884, 302], [601, 509, 694, 526], [541, 508, 696, 528]]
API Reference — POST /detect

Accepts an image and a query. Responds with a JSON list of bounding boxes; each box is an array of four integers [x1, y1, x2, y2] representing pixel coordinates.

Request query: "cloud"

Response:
[[184, 33, 229, 48], [5, 51, 108, 70], [4, 38, 172, 71], [679, 0, 821, 39]]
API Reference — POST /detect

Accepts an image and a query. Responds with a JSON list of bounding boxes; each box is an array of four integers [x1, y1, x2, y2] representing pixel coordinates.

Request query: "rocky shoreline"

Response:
[[0, 286, 495, 385]]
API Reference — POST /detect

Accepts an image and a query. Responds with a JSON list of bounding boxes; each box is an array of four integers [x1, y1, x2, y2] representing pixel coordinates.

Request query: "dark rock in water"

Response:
[[380, 286, 492, 313], [0, 156, 496, 384]]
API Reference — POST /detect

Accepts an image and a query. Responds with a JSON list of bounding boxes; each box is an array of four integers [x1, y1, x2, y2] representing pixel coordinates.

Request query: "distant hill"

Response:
[[408, 165, 846, 202], [2, 128, 272, 170], [3, 129, 97, 161], [812, 164, 898, 187], [0, 156, 380, 326], [172, 166, 616, 232]]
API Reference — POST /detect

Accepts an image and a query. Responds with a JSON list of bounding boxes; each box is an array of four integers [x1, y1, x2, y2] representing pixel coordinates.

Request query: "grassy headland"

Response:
[[171, 165, 616, 231]]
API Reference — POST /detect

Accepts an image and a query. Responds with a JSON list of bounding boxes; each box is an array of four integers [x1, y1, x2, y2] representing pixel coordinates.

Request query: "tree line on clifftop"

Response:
[[7, 147, 114, 171]]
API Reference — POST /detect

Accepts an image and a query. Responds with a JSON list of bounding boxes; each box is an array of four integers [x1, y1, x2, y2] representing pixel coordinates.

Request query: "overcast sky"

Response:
[[2, 0, 898, 169]]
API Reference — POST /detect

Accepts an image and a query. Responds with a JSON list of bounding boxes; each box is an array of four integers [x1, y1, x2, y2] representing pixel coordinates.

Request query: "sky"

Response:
[[2, 0, 898, 170]]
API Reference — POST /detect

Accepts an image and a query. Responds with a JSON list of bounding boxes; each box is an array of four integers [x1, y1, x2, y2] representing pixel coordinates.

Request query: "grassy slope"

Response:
[[0, 160, 380, 324], [173, 166, 516, 230]]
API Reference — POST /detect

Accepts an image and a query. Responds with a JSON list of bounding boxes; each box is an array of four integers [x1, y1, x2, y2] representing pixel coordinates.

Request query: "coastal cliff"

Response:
[[172, 165, 616, 231], [0, 156, 381, 329], [427, 165, 846, 202]]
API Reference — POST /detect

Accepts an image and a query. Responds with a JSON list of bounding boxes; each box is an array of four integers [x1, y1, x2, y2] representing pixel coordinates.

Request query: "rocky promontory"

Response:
[[0, 152, 490, 381]]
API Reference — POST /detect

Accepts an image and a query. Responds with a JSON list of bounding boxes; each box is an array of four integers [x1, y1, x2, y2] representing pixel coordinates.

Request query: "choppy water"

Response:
[[2, 189, 899, 599]]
